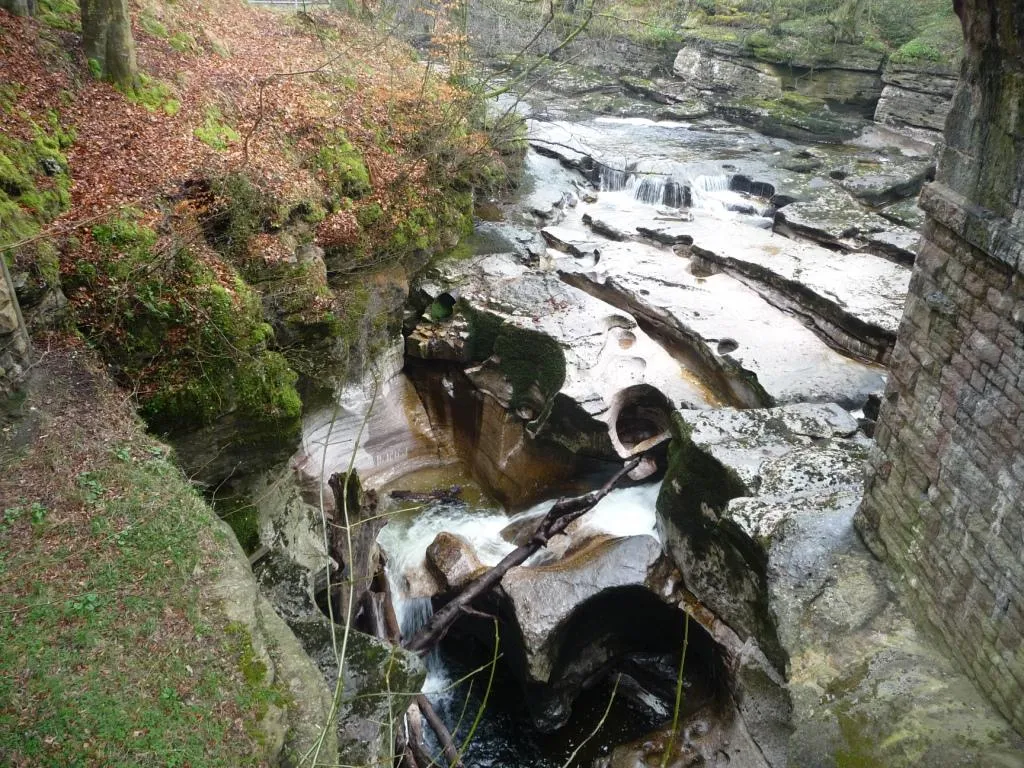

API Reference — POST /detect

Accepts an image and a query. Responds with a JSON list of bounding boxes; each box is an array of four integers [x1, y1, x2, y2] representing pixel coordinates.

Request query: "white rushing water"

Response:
[[377, 481, 663, 698]]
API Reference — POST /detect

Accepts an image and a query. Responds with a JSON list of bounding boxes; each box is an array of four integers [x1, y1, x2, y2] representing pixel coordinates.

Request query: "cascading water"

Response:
[[598, 165, 630, 192]]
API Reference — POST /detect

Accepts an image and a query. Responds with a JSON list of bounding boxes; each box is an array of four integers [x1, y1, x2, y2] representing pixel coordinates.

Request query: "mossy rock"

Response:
[[460, 301, 567, 409], [0, 115, 73, 266]]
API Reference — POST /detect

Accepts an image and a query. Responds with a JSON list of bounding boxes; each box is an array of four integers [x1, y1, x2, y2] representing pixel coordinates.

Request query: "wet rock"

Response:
[[582, 212, 631, 241], [501, 534, 664, 680], [878, 197, 925, 229], [292, 341, 447, 500], [835, 157, 934, 206], [541, 225, 603, 258], [774, 148, 824, 174], [636, 221, 694, 245], [672, 47, 782, 101], [860, 226, 920, 265], [405, 313, 472, 362], [619, 75, 712, 118], [774, 187, 888, 246], [251, 548, 425, 766], [603, 704, 770, 768], [413, 252, 716, 478], [557, 207, 891, 403], [426, 531, 486, 592], [715, 99, 862, 144]]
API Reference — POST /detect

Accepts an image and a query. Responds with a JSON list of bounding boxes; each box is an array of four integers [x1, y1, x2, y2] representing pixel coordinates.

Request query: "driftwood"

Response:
[[406, 703, 430, 767], [416, 693, 463, 767], [404, 456, 641, 654], [327, 471, 386, 629], [390, 485, 464, 504]]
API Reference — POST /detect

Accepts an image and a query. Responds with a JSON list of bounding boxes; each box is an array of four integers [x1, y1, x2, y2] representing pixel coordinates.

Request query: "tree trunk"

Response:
[[0, 0, 36, 16], [80, 0, 137, 88]]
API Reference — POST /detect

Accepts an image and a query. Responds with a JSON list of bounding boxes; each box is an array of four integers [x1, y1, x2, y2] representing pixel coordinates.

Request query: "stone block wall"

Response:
[[1, 256, 31, 400], [856, 0, 1024, 736]]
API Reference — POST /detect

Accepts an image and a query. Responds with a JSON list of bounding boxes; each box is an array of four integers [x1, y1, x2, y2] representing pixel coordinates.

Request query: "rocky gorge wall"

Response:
[[857, 0, 1024, 735], [0, 255, 30, 401]]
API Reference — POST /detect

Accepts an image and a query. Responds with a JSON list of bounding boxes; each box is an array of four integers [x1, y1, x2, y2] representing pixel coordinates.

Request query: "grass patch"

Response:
[[36, 0, 79, 31], [0, 351, 284, 767]]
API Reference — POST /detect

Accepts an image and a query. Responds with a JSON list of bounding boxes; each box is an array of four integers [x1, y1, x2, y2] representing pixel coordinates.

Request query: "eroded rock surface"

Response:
[[556, 232, 887, 408], [502, 534, 664, 683]]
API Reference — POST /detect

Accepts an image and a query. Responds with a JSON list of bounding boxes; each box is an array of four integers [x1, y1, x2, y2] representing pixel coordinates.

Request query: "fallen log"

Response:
[[416, 693, 464, 768], [404, 456, 641, 654]]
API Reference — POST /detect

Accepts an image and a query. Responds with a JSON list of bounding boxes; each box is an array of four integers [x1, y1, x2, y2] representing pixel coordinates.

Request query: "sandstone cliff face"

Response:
[[858, 0, 1024, 736]]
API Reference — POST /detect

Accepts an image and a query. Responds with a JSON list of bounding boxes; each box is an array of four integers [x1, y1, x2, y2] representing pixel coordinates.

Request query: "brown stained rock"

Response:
[[425, 531, 486, 592]]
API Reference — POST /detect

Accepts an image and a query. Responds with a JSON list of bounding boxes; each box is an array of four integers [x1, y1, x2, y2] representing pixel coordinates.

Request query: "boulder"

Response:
[[426, 531, 486, 592], [498, 534, 677, 730]]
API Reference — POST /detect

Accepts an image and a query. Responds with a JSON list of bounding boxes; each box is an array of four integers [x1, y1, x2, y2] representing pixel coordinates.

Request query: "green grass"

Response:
[[0, 417, 283, 766]]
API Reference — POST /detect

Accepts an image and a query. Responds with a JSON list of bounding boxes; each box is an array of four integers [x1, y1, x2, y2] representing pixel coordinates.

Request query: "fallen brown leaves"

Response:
[[2, 0, 481, 280]]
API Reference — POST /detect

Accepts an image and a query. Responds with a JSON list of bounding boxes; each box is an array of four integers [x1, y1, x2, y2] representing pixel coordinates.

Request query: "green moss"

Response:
[[214, 495, 260, 555], [195, 106, 241, 151], [139, 11, 170, 38], [313, 130, 371, 202], [72, 211, 301, 436], [0, 116, 72, 266], [461, 303, 566, 408], [207, 172, 267, 262], [120, 75, 180, 116], [169, 31, 198, 53], [427, 300, 452, 322], [36, 0, 79, 30]]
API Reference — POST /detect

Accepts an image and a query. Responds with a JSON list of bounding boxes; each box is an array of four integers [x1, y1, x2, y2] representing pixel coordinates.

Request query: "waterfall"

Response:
[[600, 166, 686, 208], [598, 165, 630, 192], [688, 174, 733, 213], [687, 173, 774, 218]]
